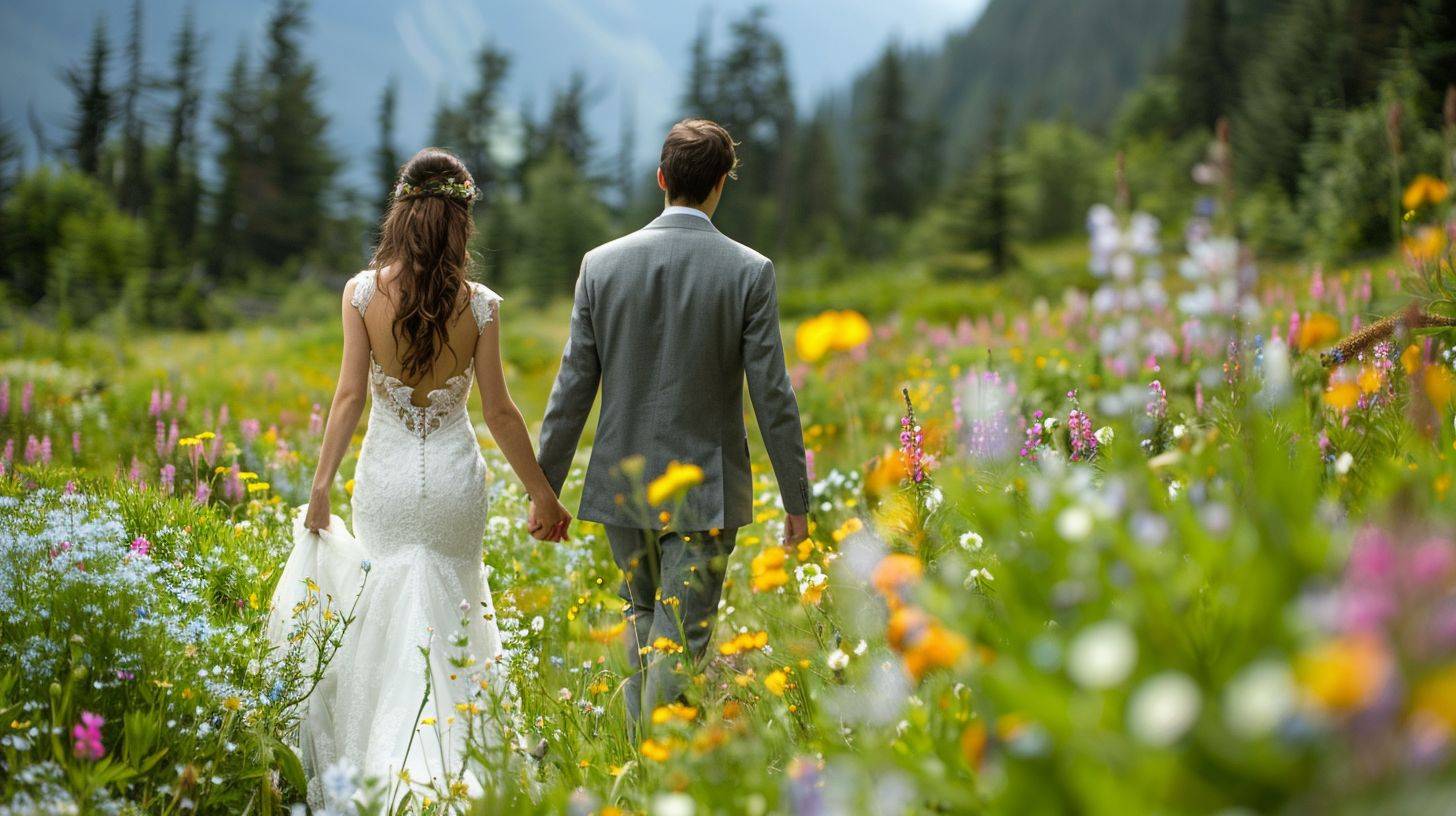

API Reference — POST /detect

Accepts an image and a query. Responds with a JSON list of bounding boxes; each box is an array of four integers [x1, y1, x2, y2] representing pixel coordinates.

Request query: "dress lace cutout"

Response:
[[368, 356, 472, 440]]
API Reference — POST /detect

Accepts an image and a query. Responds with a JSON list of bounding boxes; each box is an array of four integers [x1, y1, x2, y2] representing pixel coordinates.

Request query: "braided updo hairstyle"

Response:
[[370, 147, 479, 379]]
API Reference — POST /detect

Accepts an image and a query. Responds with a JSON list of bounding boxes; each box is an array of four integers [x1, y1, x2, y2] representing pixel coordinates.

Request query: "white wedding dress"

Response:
[[267, 269, 509, 807]]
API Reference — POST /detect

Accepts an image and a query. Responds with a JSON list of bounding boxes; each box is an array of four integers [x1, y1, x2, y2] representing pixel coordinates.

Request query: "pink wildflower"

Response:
[[72, 711, 105, 760]]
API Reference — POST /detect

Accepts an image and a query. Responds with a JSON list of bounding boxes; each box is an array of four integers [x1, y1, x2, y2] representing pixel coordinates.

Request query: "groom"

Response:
[[532, 118, 809, 730]]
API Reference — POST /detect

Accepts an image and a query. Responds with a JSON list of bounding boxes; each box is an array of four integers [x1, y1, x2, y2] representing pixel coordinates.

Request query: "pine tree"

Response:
[[157, 7, 203, 252], [0, 109, 20, 286], [375, 78, 400, 211], [1232, 0, 1347, 194], [956, 100, 1016, 276], [683, 14, 716, 116], [432, 44, 510, 204], [0, 109, 19, 204], [1404, 0, 1456, 119], [1171, 0, 1235, 132], [792, 109, 841, 248], [711, 7, 795, 247], [64, 18, 115, 177], [518, 150, 610, 302], [614, 95, 638, 218], [250, 0, 337, 268], [861, 42, 914, 220], [209, 45, 258, 279], [542, 72, 593, 175], [117, 0, 152, 215]]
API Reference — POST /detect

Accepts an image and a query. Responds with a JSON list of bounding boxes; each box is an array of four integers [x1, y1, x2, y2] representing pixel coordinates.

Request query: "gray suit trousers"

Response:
[[604, 525, 737, 731]]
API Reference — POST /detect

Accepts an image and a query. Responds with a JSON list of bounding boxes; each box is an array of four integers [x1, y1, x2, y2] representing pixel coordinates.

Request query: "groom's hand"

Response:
[[527, 497, 571, 542], [783, 513, 809, 546]]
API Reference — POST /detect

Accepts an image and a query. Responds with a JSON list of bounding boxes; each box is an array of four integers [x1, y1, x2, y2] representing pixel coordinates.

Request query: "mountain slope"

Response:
[[831, 0, 1186, 189]]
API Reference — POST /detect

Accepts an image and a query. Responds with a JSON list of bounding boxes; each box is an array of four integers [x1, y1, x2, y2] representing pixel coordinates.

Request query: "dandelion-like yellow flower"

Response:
[[1322, 381, 1360, 412], [1403, 174, 1450, 211], [1404, 225, 1448, 263], [795, 310, 872, 363], [647, 461, 705, 506], [651, 636, 684, 654], [764, 669, 788, 696], [1297, 313, 1340, 351], [750, 547, 789, 593], [887, 605, 968, 682], [1296, 634, 1389, 713], [717, 630, 769, 656], [589, 619, 627, 643], [651, 703, 698, 724], [832, 517, 864, 543], [1425, 366, 1454, 408], [247, 482, 270, 493], [640, 738, 675, 762]]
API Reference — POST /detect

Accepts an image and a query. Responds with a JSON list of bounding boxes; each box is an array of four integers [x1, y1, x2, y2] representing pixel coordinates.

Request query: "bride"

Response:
[[266, 147, 571, 805]]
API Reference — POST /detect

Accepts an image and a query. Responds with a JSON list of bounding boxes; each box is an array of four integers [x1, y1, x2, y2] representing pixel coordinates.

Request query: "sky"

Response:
[[0, 0, 989, 188]]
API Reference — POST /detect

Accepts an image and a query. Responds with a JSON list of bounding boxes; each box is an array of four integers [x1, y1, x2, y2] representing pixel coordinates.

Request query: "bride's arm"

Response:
[[474, 310, 571, 539], [304, 281, 371, 531]]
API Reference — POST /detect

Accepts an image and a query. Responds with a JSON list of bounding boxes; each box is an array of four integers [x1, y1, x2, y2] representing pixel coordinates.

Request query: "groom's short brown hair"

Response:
[[659, 119, 738, 205]]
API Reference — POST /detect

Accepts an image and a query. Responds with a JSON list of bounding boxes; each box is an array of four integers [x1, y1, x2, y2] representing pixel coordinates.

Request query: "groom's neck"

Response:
[[665, 197, 716, 219]]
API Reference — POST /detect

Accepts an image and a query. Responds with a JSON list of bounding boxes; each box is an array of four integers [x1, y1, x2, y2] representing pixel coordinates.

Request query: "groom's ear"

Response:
[[657, 166, 669, 193]]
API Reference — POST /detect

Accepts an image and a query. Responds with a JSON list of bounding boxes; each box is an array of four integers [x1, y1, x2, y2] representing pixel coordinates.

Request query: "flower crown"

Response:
[[393, 176, 479, 204]]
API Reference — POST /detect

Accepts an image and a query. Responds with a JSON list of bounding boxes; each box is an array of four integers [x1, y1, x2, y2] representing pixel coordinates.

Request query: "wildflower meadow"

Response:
[[5, 1, 1456, 813], [4, 165, 1456, 814]]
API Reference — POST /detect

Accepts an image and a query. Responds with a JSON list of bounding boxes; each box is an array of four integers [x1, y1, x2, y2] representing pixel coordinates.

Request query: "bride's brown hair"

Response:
[[370, 147, 479, 379]]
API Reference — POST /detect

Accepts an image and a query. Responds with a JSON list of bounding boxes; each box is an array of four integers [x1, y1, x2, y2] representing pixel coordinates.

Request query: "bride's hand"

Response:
[[528, 494, 571, 542], [304, 493, 331, 533]]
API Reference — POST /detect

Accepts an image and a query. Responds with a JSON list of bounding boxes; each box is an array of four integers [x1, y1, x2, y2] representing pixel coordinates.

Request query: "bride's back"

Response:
[[360, 269, 479, 405], [362, 147, 486, 406]]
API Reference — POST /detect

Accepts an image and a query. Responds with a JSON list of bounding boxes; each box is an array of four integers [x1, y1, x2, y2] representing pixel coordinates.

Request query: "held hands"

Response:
[[527, 493, 572, 542], [783, 513, 809, 546]]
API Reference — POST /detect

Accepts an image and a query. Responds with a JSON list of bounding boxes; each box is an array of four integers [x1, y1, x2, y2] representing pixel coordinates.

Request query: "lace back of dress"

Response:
[[350, 270, 502, 440]]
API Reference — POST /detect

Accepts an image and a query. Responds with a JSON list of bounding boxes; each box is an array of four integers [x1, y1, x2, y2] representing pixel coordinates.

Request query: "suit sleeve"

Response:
[[537, 261, 601, 495], [742, 259, 810, 515]]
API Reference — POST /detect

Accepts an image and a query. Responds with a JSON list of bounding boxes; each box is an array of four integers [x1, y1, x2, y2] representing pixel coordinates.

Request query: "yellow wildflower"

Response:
[[1425, 366, 1454, 407], [1297, 313, 1340, 351], [639, 738, 675, 762], [1297, 634, 1389, 713], [750, 547, 789, 592], [1404, 225, 1448, 262], [1357, 366, 1382, 394], [647, 461, 705, 506], [764, 669, 788, 696], [651, 703, 698, 724], [652, 636, 683, 654], [717, 630, 769, 656], [1403, 174, 1450, 210], [795, 310, 872, 362], [589, 619, 627, 643], [831, 517, 863, 543], [1413, 663, 1456, 731], [1322, 381, 1360, 412]]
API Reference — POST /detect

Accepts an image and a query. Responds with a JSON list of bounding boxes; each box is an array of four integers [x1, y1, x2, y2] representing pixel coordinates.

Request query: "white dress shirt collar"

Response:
[[662, 205, 712, 222]]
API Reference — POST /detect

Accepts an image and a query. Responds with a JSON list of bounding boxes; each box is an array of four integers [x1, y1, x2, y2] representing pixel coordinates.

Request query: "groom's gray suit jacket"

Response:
[[537, 211, 809, 531]]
